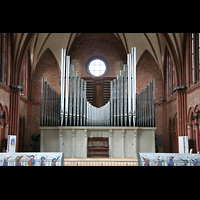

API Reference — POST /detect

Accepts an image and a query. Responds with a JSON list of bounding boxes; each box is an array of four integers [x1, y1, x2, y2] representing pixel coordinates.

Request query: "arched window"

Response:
[[20, 54, 28, 97], [0, 33, 8, 84], [167, 50, 175, 97], [189, 33, 200, 85]]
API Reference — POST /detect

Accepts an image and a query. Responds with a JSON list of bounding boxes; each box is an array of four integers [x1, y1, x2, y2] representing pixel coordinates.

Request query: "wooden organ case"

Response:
[[87, 137, 109, 157]]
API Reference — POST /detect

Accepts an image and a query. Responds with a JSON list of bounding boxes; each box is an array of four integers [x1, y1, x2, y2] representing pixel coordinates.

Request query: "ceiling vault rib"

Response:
[[66, 33, 74, 55], [161, 33, 180, 86], [32, 33, 51, 80], [122, 33, 129, 54], [32, 33, 39, 65], [172, 33, 182, 69]]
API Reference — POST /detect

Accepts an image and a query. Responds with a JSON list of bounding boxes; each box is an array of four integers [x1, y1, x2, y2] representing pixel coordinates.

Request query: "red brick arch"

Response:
[[188, 106, 195, 125], [194, 103, 200, 113]]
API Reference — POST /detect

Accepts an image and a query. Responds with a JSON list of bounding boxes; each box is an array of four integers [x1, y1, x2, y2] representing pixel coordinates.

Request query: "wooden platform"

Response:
[[64, 157, 138, 166]]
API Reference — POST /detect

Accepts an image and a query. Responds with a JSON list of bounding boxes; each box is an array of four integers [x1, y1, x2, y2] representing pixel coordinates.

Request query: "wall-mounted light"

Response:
[[191, 111, 199, 120], [11, 84, 23, 91], [191, 115, 198, 120], [0, 115, 5, 119], [173, 85, 186, 93]]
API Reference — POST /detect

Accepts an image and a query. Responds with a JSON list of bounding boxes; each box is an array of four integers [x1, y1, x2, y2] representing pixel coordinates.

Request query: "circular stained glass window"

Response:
[[88, 59, 107, 77]]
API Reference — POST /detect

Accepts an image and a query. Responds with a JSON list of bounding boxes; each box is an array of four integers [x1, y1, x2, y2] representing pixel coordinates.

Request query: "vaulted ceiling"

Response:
[[13, 33, 185, 85]]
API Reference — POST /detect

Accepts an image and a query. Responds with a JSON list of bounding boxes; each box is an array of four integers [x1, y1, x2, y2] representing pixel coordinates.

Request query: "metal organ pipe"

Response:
[[60, 49, 65, 126], [124, 64, 128, 126], [83, 81, 87, 126], [120, 71, 124, 126], [77, 75, 80, 126], [132, 47, 136, 127], [127, 53, 132, 126], [40, 79, 60, 127], [40, 47, 155, 128], [65, 56, 70, 126], [40, 78, 44, 126], [73, 71, 77, 126], [110, 81, 113, 126]]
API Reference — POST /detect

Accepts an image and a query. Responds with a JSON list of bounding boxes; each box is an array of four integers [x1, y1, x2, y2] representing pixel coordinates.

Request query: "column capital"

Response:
[[109, 129, 113, 137], [122, 129, 125, 137]]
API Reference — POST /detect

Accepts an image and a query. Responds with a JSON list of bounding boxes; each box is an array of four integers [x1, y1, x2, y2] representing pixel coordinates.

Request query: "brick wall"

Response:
[[0, 85, 10, 150], [187, 84, 200, 111], [136, 50, 164, 151], [69, 33, 127, 78], [0, 86, 10, 113]]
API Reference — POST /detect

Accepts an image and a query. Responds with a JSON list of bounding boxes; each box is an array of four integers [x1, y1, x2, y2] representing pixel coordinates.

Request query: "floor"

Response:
[[64, 157, 138, 166]]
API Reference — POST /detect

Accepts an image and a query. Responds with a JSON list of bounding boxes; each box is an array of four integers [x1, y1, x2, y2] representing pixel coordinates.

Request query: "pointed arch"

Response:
[[32, 47, 61, 80], [194, 103, 200, 113], [161, 33, 181, 86], [16, 33, 36, 85], [0, 103, 3, 111], [188, 106, 195, 125], [136, 49, 163, 100], [31, 48, 61, 99], [3, 105, 9, 124]]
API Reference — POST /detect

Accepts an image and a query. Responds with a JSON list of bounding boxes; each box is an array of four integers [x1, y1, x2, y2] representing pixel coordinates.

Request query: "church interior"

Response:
[[0, 33, 200, 156]]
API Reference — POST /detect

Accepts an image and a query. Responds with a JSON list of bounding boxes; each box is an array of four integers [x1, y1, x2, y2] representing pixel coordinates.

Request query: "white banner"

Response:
[[0, 152, 64, 166], [179, 136, 189, 153], [7, 135, 16, 153], [138, 153, 200, 166]]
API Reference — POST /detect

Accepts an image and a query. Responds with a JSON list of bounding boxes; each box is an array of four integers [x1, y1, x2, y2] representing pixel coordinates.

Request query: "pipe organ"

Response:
[[40, 78, 61, 126], [40, 47, 155, 127]]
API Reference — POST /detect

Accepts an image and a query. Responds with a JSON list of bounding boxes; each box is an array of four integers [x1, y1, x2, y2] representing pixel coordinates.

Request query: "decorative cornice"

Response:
[[20, 96, 28, 104], [0, 82, 10, 93], [166, 96, 177, 104], [31, 101, 41, 106], [187, 81, 200, 94]]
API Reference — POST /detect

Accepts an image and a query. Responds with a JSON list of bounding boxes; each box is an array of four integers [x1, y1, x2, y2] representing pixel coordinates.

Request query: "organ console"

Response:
[[87, 137, 109, 158]]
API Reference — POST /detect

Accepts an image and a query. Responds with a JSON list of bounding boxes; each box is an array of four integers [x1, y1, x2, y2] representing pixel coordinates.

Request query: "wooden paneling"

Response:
[[84, 77, 114, 108]]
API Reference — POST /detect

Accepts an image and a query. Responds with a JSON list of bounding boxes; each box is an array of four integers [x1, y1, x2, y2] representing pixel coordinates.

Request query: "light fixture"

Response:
[[173, 85, 186, 92]]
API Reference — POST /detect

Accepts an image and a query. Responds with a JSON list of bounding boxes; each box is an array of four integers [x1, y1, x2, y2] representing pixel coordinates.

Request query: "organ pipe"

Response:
[[40, 48, 155, 127]]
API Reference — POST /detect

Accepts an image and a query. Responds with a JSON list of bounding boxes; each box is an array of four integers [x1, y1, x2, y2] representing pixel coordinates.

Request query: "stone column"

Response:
[[84, 129, 87, 158], [121, 129, 125, 158], [133, 129, 137, 157], [59, 129, 63, 152], [194, 122, 199, 152], [71, 129, 75, 158], [40, 129, 44, 152], [176, 89, 187, 137], [9, 88, 20, 151], [109, 129, 113, 158]]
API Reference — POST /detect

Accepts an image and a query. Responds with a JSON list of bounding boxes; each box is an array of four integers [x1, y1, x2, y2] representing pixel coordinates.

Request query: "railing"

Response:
[[64, 160, 138, 166], [0, 158, 62, 166], [140, 159, 199, 166]]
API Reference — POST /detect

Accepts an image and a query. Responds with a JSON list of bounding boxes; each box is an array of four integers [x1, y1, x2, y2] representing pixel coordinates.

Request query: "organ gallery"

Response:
[[40, 47, 156, 158]]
